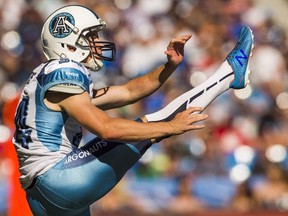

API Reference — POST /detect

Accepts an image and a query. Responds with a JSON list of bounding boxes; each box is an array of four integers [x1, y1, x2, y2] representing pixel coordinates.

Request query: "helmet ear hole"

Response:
[[61, 43, 76, 52], [67, 45, 77, 52]]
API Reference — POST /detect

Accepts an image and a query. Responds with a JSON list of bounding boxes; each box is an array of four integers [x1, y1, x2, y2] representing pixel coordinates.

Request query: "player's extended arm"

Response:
[[92, 34, 192, 110], [46, 91, 207, 142]]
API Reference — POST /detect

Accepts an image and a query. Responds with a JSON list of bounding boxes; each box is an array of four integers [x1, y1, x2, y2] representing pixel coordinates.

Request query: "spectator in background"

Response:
[[253, 164, 288, 210], [168, 173, 205, 214]]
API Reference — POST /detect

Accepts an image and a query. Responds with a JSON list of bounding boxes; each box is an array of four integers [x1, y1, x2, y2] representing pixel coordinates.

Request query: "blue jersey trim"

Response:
[[34, 66, 91, 151], [35, 85, 67, 152], [37, 67, 90, 95]]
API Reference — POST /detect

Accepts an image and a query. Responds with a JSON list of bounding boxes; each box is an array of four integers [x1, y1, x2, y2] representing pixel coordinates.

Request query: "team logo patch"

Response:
[[49, 12, 75, 38]]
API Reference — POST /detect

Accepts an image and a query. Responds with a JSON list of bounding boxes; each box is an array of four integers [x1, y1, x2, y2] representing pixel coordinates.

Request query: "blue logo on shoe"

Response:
[[235, 49, 248, 67]]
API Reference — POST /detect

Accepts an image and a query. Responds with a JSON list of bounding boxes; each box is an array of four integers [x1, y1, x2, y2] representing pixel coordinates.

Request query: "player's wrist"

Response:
[[165, 61, 179, 70]]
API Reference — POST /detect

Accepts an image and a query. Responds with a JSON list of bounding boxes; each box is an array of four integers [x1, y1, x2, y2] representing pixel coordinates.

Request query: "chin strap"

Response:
[[82, 56, 103, 72]]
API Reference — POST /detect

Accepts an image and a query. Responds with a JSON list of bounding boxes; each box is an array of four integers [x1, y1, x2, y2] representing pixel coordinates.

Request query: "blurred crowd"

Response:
[[0, 0, 288, 215]]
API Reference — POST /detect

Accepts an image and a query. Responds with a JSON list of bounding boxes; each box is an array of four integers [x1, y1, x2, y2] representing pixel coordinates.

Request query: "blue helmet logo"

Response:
[[49, 12, 75, 38]]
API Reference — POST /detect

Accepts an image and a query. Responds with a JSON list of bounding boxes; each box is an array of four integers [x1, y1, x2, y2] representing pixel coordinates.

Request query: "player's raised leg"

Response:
[[144, 26, 254, 123]]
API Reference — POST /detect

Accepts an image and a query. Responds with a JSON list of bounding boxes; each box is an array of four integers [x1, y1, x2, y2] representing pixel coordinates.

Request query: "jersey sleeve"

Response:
[[37, 61, 91, 95]]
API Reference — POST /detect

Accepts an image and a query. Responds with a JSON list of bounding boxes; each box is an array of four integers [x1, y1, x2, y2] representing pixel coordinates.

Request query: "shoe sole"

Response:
[[244, 27, 254, 87]]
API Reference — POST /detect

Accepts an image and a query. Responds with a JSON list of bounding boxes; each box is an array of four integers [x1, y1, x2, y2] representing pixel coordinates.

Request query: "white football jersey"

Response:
[[13, 59, 94, 189]]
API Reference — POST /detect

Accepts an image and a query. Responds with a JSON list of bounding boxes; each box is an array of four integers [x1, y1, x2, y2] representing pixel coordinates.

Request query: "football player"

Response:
[[13, 5, 254, 216]]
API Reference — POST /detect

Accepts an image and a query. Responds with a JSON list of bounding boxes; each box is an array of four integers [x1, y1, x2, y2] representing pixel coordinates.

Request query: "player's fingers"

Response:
[[164, 50, 172, 55], [190, 123, 206, 129], [186, 107, 208, 123], [186, 106, 205, 114], [175, 34, 192, 42], [189, 113, 208, 122], [169, 34, 192, 45]]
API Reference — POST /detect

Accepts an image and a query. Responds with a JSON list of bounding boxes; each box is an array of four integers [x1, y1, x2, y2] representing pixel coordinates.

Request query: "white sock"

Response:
[[145, 60, 234, 122]]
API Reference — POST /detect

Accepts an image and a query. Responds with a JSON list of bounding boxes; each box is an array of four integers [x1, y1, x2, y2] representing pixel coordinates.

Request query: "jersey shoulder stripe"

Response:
[[37, 59, 91, 94]]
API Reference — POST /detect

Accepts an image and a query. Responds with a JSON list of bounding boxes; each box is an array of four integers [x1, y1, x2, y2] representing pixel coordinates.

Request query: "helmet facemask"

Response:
[[76, 26, 116, 71]]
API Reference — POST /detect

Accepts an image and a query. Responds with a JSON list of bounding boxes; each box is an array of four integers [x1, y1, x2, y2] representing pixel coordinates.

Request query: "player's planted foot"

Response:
[[227, 26, 254, 89]]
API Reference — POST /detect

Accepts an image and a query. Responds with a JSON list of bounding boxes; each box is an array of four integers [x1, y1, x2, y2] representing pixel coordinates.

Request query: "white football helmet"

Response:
[[41, 5, 116, 71]]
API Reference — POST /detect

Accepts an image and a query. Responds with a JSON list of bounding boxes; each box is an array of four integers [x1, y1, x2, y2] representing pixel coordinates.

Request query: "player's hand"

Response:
[[170, 107, 208, 135], [165, 34, 192, 66]]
